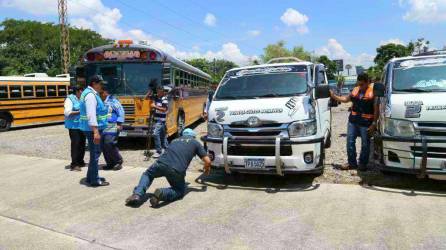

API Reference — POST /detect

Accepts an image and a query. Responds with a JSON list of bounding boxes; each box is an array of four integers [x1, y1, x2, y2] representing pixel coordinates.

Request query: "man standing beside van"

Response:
[[64, 86, 86, 171], [79, 75, 110, 186], [330, 73, 378, 171]]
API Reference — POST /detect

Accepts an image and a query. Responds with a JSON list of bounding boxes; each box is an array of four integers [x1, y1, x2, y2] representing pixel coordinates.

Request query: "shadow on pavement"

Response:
[[8, 122, 63, 131], [195, 169, 320, 193]]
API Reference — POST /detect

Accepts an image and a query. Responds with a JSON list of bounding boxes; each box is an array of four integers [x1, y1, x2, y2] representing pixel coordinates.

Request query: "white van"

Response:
[[202, 58, 332, 175], [374, 51, 446, 180]]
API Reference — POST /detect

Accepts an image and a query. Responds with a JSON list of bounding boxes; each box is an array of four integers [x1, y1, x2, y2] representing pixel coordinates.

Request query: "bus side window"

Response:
[[23, 85, 34, 98], [58, 86, 67, 97], [36, 86, 46, 97], [47, 85, 57, 97], [0, 85, 8, 99], [10, 85, 22, 98]]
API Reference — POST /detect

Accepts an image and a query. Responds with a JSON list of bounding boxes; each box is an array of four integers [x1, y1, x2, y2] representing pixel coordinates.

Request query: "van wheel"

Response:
[[177, 113, 185, 136], [324, 131, 332, 148], [0, 114, 11, 132]]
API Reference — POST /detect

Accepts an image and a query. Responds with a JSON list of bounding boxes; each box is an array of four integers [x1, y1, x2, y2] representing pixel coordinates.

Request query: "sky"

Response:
[[1, 0, 446, 68]]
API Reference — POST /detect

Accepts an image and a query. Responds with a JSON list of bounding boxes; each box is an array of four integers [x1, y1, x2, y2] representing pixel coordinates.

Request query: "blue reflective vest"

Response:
[[79, 88, 108, 131], [103, 95, 125, 135], [64, 94, 81, 129]]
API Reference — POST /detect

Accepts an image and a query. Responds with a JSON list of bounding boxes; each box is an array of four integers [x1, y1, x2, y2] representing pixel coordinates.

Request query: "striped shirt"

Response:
[[154, 96, 169, 123]]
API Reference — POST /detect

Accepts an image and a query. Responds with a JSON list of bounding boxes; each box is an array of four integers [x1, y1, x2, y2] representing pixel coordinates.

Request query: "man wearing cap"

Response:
[[79, 75, 110, 187], [146, 85, 170, 158], [125, 128, 211, 207], [64, 86, 86, 171]]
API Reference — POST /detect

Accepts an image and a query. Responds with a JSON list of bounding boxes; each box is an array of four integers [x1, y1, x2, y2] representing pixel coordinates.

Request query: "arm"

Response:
[[144, 90, 153, 100], [85, 93, 100, 144], [368, 98, 380, 134], [64, 98, 73, 117], [330, 90, 351, 103], [151, 98, 168, 112], [201, 156, 212, 175]]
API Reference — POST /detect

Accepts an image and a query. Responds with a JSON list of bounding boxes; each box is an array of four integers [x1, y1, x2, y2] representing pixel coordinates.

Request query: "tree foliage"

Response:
[[0, 19, 110, 76], [260, 40, 311, 63], [317, 55, 337, 80], [185, 58, 238, 83]]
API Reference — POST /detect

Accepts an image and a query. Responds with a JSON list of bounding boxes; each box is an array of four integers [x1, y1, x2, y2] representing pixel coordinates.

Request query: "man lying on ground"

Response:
[[125, 128, 211, 207]]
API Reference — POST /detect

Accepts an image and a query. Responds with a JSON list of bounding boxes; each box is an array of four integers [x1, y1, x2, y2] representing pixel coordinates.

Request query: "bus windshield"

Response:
[[85, 63, 163, 96], [215, 69, 308, 100], [393, 58, 446, 92]]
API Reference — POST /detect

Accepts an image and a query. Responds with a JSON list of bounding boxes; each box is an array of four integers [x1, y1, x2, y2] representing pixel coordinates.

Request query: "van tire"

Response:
[[0, 113, 12, 132]]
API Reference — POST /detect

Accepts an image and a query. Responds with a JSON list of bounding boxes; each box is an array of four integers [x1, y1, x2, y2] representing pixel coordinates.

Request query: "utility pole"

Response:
[[58, 0, 70, 74]]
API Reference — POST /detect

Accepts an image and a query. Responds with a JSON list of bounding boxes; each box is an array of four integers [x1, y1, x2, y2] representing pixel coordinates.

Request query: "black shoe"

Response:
[[89, 181, 110, 187], [125, 194, 142, 206], [113, 164, 123, 171], [150, 189, 161, 207], [358, 165, 368, 172]]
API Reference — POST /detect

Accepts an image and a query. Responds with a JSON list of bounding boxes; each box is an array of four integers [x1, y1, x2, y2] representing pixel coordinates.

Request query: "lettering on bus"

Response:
[[104, 50, 141, 60]]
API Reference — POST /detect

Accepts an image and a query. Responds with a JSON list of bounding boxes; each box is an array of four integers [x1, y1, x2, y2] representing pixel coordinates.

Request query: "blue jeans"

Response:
[[153, 122, 168, 154], [347, 122, 371, 167], [85, 131, 103, 184], [133, 162, 186, 202]]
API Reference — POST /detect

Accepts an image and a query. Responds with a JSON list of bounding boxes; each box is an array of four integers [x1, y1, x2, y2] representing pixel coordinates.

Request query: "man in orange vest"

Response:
[[330, 73, 379, 171]]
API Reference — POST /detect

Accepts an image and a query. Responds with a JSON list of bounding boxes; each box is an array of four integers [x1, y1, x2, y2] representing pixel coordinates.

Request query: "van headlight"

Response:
[[383, 118, 415, 137], [208, 122, 223, 138], [288, 120, 317, 137]]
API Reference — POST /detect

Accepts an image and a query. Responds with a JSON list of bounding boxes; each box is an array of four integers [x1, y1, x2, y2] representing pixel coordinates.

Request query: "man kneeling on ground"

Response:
[[126, 128, 211, 207]]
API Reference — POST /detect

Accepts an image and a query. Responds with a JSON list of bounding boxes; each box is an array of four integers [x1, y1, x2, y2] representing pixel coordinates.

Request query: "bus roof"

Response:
[[85, 43, 212, 80]]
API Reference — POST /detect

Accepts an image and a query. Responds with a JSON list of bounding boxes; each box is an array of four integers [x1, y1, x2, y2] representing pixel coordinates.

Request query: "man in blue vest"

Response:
[[101, 89, 125, 171], [64, 86, 85, 172], [79, 75, 110, 187]]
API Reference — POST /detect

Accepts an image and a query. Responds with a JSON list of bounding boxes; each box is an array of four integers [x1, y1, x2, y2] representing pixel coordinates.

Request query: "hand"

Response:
[[368, 124, 376, 136], [202, 112, 208, 120], [117, 125, 123, 131], [93, 131, 101, 145], [203, 165, 211, 175]]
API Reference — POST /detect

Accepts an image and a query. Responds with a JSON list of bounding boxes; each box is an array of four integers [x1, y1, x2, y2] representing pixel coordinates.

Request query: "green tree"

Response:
[[0, 19, 110, 76], [317, 55, 337, 80], [374, 43, 414, 70], [186, 58, 238, 83], [260, 41, 311, 63]]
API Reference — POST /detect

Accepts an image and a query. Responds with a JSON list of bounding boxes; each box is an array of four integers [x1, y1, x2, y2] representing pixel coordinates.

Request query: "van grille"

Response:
[[411, 146, 446, 159], [416, 122, 446, 137]]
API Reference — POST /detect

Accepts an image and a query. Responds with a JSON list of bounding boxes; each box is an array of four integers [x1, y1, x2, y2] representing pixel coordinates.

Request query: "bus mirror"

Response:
[[374, 83, 385, 97], [315, 85, 330, 99]]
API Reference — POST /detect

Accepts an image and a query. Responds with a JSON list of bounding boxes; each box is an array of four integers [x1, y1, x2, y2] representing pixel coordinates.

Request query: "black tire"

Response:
[[0, 114, 12, 132], [324, 131, 332, 148], [177, 112, 185, 136]]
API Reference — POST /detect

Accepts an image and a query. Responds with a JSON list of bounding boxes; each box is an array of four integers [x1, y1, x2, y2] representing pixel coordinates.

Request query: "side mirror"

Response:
[[315, 85, 330, 99], [374, 83, 385, 97]]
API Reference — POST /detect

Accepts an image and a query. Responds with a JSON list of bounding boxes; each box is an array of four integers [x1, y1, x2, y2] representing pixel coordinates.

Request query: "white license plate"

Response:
[[244, 158, 265, 169]]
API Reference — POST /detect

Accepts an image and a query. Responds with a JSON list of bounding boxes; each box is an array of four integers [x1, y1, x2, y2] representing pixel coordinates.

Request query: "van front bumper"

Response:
[[202, 136, 325, 175], [377, 135, 446, 179]]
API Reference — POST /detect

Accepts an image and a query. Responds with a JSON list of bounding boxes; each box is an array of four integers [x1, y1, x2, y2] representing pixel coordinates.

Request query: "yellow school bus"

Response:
[[0, 73, 70, 131], [74, 40, 211, 137]]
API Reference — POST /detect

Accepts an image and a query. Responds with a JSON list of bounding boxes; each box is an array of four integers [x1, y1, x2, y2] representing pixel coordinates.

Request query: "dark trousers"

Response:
[[133, 162, 186, 202], [84, 131, 103, 184], [69, 129, 86, 167], [101, 133, 123, 167], [347, 122, 371, 167]]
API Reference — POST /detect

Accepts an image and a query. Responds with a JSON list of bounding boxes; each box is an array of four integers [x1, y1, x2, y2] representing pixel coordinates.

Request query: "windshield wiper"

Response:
[[396, 88, 432, 93]]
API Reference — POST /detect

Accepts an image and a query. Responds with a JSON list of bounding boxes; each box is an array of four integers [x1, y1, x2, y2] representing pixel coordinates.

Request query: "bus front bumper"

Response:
[[119, 125, 149, 138], [377, 134, 446, 180], [201, 136, 325, 176]]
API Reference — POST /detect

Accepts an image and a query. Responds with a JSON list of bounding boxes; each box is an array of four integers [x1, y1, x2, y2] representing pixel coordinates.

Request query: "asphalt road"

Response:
[[1, 153, 446, 250]]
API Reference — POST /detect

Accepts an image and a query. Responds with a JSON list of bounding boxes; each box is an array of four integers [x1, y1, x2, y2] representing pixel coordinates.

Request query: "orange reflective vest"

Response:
[[349, 84, 375, 126]]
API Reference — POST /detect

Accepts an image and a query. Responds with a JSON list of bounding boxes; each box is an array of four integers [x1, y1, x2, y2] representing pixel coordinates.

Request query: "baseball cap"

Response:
[[182, 128, 196, 137], [90, 75, 107, 85]]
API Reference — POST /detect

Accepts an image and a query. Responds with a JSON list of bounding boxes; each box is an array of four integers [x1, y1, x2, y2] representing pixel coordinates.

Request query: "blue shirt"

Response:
[[104, 95, 125, 134]]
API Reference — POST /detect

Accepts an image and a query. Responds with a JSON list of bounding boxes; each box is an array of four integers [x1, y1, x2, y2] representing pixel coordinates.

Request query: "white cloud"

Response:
[[247, 30, 261, 37], [203, 13, 217, 27], [380, 38, 406, 46], [280, 8, 309, 34], [0, 0, 255, 66], [316, 39, 374, 69], [400, 0, 446, 23]]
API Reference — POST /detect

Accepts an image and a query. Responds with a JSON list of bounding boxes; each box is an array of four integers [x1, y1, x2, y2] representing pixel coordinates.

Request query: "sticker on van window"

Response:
[[236, 67, 293, 76]]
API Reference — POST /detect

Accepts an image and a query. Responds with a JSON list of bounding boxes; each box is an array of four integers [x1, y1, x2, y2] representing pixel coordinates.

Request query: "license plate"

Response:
[[244, 158, 265, 169], [119, 131, 128, 137]]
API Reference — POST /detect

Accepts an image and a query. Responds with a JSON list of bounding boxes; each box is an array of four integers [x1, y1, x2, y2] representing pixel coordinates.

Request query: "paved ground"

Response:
[[1, 153, 446, 249]]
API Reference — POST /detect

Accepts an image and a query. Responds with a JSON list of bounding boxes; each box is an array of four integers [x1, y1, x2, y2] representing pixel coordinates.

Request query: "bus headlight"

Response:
[[288, 120, 317, 137], [383, 118, 415, 137], [208, 122, 223, 138]]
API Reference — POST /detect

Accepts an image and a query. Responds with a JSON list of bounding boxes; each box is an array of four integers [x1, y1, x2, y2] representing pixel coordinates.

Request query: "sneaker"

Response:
[[150, 189, 162, 207], [70, 165, 82, 172], [125, 194, 142, 206], [89, 181, 110, 187], [152, 152, 161, 158], [113, 164, 123, 171]]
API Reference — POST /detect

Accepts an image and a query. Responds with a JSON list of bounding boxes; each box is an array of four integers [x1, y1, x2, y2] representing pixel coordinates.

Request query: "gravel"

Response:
[[0, 105, 442, 190]]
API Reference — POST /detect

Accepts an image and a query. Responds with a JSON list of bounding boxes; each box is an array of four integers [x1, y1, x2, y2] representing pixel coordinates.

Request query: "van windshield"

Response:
[[393, 58, 446, 92], [215, 66, 308, 100]]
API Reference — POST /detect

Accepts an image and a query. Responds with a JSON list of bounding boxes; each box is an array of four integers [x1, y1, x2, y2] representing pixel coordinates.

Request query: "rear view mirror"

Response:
[[374, 83, 385, 97], [315, 85, 330, 99]]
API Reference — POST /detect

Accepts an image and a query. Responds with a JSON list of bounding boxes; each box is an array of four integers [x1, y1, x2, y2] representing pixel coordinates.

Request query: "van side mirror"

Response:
[[315, 85, 330, 99], [374, 83, 385, 97]]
